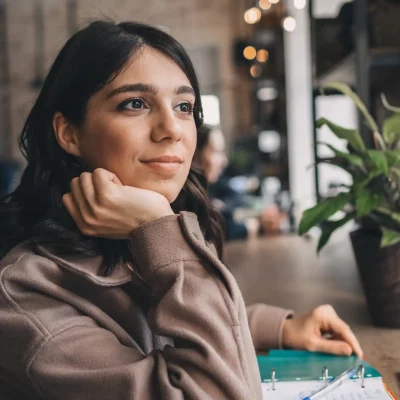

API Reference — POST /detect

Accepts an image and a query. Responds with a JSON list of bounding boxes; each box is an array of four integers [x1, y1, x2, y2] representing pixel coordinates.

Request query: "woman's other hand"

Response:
[[282, 304, 363, 358], [62, 168, 174, 239]]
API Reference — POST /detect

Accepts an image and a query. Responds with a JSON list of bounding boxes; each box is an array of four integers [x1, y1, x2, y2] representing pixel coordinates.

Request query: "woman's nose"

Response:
[[151, 107, 183, 143]]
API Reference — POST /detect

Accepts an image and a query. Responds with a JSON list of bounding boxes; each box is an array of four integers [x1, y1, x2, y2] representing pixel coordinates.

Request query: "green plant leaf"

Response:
[[390, 212, 400, 224], [353, 175, 371, 195], [383, 114, 400, 145], [384, 150, 400, 169], [298, 193, 351, 235], [355, 188, 382, 217], [317, 213, 355, 253], [367, 150, 389, 176], [381, 228, 400, 247], [376, 208, 400, 225], [318, 142, 364, 167], [381, 93, 400, 113], [317, 118, 366, 154], [317, 156, 365, 179], [323, 82, 380, 134], [369, 207, 400, 232]]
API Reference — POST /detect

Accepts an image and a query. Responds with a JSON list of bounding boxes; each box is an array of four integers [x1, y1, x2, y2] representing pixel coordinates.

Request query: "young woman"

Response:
[[0, 21, 362, 399]]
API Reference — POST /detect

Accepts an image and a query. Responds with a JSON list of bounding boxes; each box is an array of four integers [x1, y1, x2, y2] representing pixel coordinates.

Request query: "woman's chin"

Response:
[[146, 185, 180, 204], [127, 180, 182, 204], [151, 179, 187, 204], [164, 191, 179, 204]]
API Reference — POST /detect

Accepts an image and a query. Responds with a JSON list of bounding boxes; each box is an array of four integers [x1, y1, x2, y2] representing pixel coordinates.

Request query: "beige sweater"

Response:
[[0, 212, 292, 399]]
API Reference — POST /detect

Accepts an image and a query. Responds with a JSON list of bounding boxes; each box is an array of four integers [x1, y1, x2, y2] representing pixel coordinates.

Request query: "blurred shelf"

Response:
[[314, 47, 400, 89], [371, 47, 400, 67]]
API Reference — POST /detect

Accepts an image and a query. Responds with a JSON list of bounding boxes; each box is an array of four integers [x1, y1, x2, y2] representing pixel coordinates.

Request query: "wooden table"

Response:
[[226, 232, 400, 398]]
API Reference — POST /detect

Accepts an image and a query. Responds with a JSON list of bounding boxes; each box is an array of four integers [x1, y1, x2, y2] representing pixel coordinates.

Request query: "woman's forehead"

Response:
[[106, 47, 192, 94]]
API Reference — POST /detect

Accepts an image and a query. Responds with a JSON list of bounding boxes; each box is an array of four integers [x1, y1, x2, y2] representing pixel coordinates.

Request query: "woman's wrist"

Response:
[[152, 207, 175, 221], [281, 315, 294, 349], [133, 207, 175, 232]]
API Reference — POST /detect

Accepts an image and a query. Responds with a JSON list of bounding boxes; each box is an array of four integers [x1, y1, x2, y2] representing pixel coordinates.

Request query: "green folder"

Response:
[[257, 350, 381, 382]]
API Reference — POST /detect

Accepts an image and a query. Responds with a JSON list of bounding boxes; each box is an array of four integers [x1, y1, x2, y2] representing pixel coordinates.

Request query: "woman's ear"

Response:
[[52, 112, 82, 157]]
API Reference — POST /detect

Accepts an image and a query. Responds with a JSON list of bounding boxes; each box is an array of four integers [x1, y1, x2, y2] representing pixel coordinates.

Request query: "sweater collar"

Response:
[[34, 243, 133, 287]]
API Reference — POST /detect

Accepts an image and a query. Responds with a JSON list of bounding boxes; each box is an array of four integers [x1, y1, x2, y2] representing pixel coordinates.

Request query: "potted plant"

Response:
[[299, 82, 400, 328]]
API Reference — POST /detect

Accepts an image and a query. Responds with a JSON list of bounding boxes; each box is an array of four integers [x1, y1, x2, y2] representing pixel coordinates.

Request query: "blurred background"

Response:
[[2, 0, 400, 239]]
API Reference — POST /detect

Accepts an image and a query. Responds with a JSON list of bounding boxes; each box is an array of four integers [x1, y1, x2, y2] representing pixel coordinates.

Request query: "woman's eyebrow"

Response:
[[106, 83, 158, 99], [175, 86, 195, 96], [106, 84, 195, 99]]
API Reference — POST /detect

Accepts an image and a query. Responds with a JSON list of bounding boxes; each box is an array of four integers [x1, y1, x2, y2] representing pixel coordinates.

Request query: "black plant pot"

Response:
[[350, 229, 400, 328]]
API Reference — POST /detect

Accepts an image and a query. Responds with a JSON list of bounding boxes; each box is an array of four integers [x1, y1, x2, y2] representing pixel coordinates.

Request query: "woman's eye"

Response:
[[119, 98, 146, 111], [176, 102, 194, 114]]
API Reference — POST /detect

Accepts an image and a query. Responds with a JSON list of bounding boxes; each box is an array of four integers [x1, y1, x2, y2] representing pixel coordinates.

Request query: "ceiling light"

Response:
[[244, 7, 262, 24], [244, 46, 257, 60], [259, 0, 271, 10], [283, 16, 296, 32], [250, 65, 262, 78], [256, 49, 269, 62], [294, 0, 306, 10]]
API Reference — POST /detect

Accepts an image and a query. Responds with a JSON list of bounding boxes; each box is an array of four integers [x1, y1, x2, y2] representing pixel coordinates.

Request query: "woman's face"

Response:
[[199, 129, 228, 184], [74, 47, 197, 203]]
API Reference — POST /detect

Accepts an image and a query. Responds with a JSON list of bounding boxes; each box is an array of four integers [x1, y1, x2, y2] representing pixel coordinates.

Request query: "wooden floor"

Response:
[[226, 231, 400, 398]]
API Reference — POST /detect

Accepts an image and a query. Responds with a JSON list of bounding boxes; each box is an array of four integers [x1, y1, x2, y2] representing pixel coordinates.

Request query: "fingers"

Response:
[[70, 176, 91, 218], [92, 168, 122, 192], [62, 169, 130, 238], [315, 305, 364, 358], [327, 315, 364, 358], [90, 168, 122, 206], [63, 172, 102, 236], [79, 172, 96, 204], [310, 338, 353, 356], [62, 192, 88, 234]]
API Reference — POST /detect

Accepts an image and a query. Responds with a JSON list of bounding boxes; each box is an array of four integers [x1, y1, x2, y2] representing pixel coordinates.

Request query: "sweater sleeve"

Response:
[[205, 239, 294, 351], [29, 212, 262, 400], [246, 303, 294, 351]]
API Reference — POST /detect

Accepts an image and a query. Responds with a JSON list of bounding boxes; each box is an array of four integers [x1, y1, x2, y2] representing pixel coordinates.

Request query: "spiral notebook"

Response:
[[258, 350, 396, 400]]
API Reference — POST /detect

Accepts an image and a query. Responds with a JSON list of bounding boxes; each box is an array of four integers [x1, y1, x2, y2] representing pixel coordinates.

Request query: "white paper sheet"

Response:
[[262, 377, 393, 400]]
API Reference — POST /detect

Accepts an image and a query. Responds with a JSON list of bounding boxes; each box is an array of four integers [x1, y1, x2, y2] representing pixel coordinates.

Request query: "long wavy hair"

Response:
[[0, 20, 225, 274]]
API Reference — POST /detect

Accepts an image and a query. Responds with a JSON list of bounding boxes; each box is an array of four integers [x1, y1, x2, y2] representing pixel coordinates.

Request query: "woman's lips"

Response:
[[141, 156, 183, 175], [143, 155, 183, 163]]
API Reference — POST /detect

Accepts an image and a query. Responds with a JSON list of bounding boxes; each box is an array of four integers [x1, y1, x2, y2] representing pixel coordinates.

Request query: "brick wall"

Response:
[[4, 0, 253, 160]]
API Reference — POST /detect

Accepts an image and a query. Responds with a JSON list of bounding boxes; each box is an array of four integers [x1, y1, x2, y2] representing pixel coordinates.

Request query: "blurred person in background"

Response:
[[196, 124, 283, 240]]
